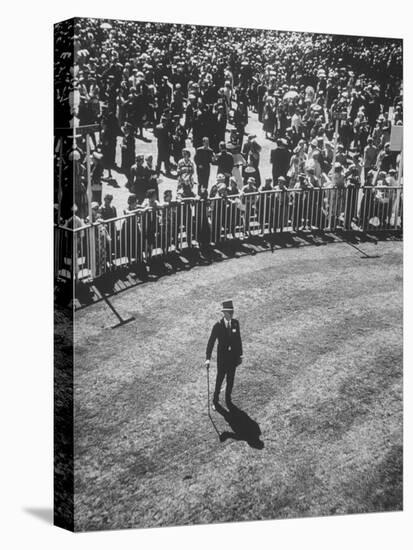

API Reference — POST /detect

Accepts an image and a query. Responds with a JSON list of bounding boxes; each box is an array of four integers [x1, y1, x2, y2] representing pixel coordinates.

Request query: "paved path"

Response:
[[101, 109, 275, 216]]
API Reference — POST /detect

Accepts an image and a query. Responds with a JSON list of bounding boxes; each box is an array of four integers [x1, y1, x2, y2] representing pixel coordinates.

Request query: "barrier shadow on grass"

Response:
[[69, 230, 402, 311], [215, 402, 264, 449]]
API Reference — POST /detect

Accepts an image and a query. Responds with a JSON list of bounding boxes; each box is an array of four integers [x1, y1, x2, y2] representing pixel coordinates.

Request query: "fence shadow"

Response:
[[55, 230, 402, 311]]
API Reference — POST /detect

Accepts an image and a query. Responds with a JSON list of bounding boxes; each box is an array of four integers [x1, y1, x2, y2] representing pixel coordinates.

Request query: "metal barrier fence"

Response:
[[54, 186, 403, 282]]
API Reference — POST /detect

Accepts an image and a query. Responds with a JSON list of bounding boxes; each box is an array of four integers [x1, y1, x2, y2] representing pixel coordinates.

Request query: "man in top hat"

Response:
[[205, 300, 243, 409]]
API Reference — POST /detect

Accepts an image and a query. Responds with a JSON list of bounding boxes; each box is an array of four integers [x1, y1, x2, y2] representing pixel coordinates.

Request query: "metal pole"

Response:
[[332, 118, 339, 169], [57, 137, 63, 225], [86, 133, 96, 278], [397, 150, 403, 186]]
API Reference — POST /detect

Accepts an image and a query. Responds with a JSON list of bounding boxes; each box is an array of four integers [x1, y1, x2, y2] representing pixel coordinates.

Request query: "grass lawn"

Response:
[[73, 239, 402, 531]]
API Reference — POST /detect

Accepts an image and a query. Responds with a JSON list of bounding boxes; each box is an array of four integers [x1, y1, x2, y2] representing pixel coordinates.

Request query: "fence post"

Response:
[[85, 134, 96, 279]]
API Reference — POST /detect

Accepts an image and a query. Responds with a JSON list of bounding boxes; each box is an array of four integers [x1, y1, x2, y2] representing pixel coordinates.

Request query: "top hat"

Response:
[[222, 300, 234, 311]]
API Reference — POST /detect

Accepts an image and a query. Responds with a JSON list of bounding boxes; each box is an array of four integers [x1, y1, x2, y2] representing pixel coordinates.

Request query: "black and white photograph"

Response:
[[52, 15, 404, 532]]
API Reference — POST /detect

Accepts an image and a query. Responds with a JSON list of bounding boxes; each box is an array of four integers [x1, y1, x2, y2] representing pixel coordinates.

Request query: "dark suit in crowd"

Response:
[[270, 144, 291, 181]]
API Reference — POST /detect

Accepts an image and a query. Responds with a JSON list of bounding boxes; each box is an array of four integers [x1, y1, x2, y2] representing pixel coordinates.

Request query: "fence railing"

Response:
[[54, 186, 403, 282]]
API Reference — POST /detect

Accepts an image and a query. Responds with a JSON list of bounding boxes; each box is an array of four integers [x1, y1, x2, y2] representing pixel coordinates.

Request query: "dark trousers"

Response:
[[156, 151, 171, 174], [196, 166, 210, 190], [214, 361, 236, 403]]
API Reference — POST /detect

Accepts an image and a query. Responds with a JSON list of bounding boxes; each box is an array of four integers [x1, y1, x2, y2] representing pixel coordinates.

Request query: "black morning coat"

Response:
[[206, 318, 243, 368]]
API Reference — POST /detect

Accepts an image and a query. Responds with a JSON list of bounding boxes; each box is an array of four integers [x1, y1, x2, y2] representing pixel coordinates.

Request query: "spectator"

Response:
[[215, 142, 234, 185], [270, 138, 291, 182], [194, 137, 215, 195], [98, 193, 117, 220]]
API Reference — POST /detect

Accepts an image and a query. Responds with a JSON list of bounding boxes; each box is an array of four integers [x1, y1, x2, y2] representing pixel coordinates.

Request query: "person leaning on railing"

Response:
[[121, 194, 142, 263], [211, 182, 230, 243], [273, 176, 290, 233], [240, 177, 259, 236], [193, 185, 211, 249], [292, 173, 313, 231], [176, 176, 196, 248], [84, 202, 110, 277], [257, 178, 274, 234], [160, 189, 178, 255], [98, 193, 117, 220], [140, 189, 161, 263], [326, 163, 346, 229], [374, 172, 393, 230]]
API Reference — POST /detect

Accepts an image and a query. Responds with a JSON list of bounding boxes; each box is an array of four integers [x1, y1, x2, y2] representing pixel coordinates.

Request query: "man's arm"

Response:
[[270, 149, 275, 164], [194, 148, 200, 166], [205, 323, 218, 366], [235, 320, 243, 365]]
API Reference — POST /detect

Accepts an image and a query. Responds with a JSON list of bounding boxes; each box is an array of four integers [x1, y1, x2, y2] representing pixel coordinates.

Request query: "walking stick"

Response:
[[206, 363, 221, 440], [207, 364, 211, 416], [207, 365, 211, 416]]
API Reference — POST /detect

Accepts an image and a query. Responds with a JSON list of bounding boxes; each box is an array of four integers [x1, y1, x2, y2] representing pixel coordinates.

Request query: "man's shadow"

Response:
[[215, 403, 264, 449]]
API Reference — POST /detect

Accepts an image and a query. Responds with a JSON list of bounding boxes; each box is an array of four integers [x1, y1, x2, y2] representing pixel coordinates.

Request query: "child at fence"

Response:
[[343, 176, 361, 230], [193, 185, 211, 249], [145, 155, 159, 200], [120, 194, 142, 264], [240, 177, 259, 236], [91, 202, 111, 277], [326, 163, 346, 229], [160, 189, 178, 255], [211, 183, 236, 243], [227, 177, 242, 233], [374, 172, 393, 230], [140, 189, 161, 263], [177, 149, 195, 191], [177, 176, 196, 248], [359, 170, 376, 230], [273, 176, 290, 232], [306, 168, 327, 230], [257, 178, 275, 235], [98, 194, 117, 220], [291, 174, 313, 231]]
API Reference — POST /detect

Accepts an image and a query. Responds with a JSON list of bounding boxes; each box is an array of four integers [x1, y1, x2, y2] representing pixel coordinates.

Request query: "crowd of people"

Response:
[[54, 18, 403, 267]]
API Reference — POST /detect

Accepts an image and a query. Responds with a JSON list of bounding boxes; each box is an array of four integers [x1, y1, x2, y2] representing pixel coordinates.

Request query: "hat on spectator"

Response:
[[244, 166, 256, 174]]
